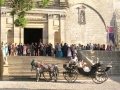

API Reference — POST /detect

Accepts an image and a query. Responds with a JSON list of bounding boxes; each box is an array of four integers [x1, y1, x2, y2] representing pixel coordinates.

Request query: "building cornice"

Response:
[[1, 7, 67, 14]]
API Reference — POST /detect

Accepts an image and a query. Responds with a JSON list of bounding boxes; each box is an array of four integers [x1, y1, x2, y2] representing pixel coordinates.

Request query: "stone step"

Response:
[[8, 59, 68, 62], [7, 56, 69, 60], [9, 69, 65, 73], [8, 57, 69, 64], [8, 72, 79, 80], [9, 72, 90, 80], [7, 56, 70, 80], [8, 72, 64, 75], [9, 75, 91, 81], [6, 56, 92, 80]]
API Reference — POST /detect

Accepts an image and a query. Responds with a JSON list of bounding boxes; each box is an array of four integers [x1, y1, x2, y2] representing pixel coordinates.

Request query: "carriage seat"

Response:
[[63, 63, 77, 70], [78, 67, 90, 76]]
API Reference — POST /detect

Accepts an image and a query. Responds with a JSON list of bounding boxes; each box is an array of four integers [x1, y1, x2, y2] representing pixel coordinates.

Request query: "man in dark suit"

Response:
[[34, 42, 38, 56]]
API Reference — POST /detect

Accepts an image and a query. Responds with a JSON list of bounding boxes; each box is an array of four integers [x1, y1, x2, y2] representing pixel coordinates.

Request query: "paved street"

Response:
[[0, 75, 120, 90]]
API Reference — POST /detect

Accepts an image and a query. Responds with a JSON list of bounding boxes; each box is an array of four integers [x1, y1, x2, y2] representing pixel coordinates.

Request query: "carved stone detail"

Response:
[[26, 18, 47, 21], [79, 10, 86, 25], [60, 14, 66, 19], [1, 12, 7, 17], [26, 13, 47, 21], [78, 5, 86, 25], [26, 13, 44, 16], [48, 14, 54, 19]]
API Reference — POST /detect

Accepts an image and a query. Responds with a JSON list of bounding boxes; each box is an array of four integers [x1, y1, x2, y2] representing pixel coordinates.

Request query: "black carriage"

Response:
[[63, 62, 112, 84]]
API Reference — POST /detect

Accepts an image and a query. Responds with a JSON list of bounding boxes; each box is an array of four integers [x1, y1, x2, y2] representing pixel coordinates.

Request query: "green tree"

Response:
[[37, 0, 50, 8], [8, 0, 49, 27], [9, 0, 34, 27], [0, 0, 4, 7]]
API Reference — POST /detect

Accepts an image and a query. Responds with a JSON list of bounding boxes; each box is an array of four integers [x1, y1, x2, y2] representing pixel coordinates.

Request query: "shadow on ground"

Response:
[[108, 75, 120, 83]]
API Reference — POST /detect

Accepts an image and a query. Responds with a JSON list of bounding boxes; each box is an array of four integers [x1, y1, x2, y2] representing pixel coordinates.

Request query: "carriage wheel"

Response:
[[92, 71, 108, 84], [43, 71, 52, 82], [63, 70, 78, 82], [95, 71, 108, 83]]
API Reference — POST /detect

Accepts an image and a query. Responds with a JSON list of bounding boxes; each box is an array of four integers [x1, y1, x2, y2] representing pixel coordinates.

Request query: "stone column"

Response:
[[21, 28, 24, 44], [2, 64, 9, 81], [1, 11, 7, 43], [43, 23, 48, 44], [48, 14, 54, 45], [14, 15, 20, 44], [60, 14, 66, 43]]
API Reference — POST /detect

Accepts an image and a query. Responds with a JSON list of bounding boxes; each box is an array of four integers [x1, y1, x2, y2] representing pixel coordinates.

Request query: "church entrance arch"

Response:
[[24, 28, 43, 44]]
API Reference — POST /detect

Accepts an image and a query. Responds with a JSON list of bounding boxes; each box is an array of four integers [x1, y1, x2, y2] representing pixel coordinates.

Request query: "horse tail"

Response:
[[54, 65, 59, 76]]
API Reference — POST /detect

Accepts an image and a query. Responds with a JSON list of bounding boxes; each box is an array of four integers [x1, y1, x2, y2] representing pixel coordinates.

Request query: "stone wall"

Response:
[[65, 0, 115, 45], [80, 50, 120, 75]]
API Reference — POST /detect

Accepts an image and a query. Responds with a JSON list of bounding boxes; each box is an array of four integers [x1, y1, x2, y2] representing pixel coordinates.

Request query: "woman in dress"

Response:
[[67, 47, 72, 59], [43, 44, 46, 56], [5, 43, 9, 56], [106, 45, 110, 51], [58, 44, 63, 57], [27, 44, 31, 56], [23, 44, 27, 56], [11, 43, 14, 56], [14, 43, 18, 56]]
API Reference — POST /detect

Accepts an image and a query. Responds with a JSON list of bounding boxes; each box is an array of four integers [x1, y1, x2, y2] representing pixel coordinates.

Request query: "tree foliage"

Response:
[[0, 0, 4, 7], [37, 0, 50, 8], [8, 0, 49, 27], [14, 17, 27, 27], [8, 0, 34, 27]]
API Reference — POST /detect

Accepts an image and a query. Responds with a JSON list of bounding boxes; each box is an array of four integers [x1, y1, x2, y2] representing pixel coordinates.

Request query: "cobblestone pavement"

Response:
[[0, 75, 120, 90]]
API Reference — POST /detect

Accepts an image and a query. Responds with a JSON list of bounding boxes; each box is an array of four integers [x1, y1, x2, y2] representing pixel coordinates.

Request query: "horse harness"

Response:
[[36, 62, 54, 72]]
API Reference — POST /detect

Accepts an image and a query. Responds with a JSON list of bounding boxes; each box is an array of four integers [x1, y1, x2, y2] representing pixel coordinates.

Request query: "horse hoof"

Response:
[[54, 80, 57, 82], [36, 80, 39, 82]]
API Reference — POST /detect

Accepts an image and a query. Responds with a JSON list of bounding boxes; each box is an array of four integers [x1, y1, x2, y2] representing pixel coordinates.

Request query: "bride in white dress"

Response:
[[67, 47, 72, 58]]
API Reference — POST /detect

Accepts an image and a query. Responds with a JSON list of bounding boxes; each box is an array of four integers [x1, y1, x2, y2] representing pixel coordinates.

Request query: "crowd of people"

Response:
[[3, 42, 120, 57], [3, 42, 118, 73]]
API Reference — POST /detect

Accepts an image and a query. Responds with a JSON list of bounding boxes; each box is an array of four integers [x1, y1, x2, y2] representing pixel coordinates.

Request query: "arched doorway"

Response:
[[24, 28, 43, 44]]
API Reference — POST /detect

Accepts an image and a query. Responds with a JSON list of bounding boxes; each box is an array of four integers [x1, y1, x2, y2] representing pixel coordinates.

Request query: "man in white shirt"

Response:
[[78, 60, 84, 67], [82, 62, 90, 72], [69, 54, 78, 64]]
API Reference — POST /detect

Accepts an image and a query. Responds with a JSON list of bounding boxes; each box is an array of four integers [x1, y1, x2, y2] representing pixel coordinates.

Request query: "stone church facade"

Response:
[[0, 0, 120, 46]]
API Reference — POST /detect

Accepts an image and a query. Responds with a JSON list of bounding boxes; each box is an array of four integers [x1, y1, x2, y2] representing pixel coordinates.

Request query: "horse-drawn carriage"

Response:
[[31, 59, 112, 84], [63, 62, 112, 84]]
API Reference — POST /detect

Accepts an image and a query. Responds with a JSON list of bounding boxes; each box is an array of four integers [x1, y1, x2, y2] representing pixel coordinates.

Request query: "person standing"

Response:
[[48, 43, 52, 56], [55, 43, 59, 57], [20, 43, 23, 56], [5, 43, 9, 56], [27, 44, 31, 56], [45, 44, 49, 56], [14, 43, 18, 56], [58, 43, 63, 57], [8, 43, 11, 56], [34, 42, 38, 56], [43, 45, 46, 56], [67, 47, 72, 58], [30, 42, 35, 56], [23, 44, 27, 56], [62, 43, 68, 57]]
